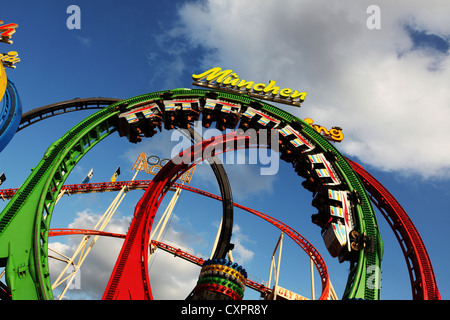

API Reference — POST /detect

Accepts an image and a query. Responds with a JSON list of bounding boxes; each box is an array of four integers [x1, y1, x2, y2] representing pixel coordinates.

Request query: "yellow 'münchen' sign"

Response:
[[192, 67, 307, 107]]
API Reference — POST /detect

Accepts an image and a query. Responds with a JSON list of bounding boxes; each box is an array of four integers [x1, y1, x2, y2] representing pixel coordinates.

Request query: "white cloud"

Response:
[[230, 224, 255, 264], [170, 0, 450, 180], [148, 250, 200, 299]]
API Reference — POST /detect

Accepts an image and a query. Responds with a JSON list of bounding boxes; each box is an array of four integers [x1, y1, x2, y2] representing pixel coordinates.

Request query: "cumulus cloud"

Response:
[[230, 224, 255, 264], [168, 0, 450, 180], [148, 250, 200, 300]]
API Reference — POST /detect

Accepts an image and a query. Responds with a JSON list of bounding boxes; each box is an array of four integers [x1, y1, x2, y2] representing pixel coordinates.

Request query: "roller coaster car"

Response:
[[162, 98, 200, 130], [311, 188, 358, 262], [307, 153, 341, 186], [117, 103, 163, 143], [201, 98, 242, 131], [238, 106, 281, 131], [293, 156, 314, 178], [298, 150, 344, 201], [278, 125, 316, 163], [302, 176, 321, 195]]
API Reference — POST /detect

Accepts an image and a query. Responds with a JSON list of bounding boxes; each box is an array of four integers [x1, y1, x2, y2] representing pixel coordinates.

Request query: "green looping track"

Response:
[[0, 88, 383, 300]]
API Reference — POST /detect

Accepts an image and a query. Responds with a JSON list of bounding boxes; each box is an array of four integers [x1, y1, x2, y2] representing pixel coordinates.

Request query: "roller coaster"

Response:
[[0, 85, 441, 300]]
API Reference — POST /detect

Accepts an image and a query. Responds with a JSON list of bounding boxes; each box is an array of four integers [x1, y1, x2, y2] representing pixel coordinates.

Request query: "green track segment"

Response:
[[253, 100, 383, 299], [0, 88, 382, 300], [299, 120, 383, 299], [0, 92, 162, 299]]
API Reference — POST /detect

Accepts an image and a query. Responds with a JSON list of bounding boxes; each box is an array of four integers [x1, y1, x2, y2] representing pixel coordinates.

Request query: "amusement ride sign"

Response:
[[0, 19, 19, 99], [192, 67, 343, 142], [192, 67, 307, 107]]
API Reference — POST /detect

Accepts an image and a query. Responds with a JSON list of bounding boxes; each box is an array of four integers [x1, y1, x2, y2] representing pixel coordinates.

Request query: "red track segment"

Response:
[[48, 228, 126, 239], [347, 158, 441, 300], [102, 134, 246, 300], [0, 180, 151, 200], [102, 133, 278, 300]]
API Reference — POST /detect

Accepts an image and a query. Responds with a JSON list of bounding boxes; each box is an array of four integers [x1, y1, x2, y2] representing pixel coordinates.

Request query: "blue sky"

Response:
[[1, 0, 449, 300]]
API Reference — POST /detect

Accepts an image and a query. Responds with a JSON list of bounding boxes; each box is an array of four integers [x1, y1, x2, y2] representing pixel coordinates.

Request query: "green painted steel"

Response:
[[0, 88, 382, 300], [253, 97, 383, 299]]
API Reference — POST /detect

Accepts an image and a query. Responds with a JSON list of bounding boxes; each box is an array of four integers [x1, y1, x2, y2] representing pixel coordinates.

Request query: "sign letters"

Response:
[[192, 67, 307, 107], [0, 20, 18, 44]]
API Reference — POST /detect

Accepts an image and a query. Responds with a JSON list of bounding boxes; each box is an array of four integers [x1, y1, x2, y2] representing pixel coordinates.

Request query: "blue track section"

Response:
[[0, 80, 22, 153]]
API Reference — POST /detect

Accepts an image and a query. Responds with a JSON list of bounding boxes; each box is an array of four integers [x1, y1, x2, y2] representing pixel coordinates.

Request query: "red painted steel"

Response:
[[102, 133, 251, 300], [48, 228, 126, 239], [347, 158, 440, 300], [0, 181, 151, 200]]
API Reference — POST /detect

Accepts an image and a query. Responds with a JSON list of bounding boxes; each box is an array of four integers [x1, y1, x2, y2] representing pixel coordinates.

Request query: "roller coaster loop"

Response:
[[102, 132, 264, 300]]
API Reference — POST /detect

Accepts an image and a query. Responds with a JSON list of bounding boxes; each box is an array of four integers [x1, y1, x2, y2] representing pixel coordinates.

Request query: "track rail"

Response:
[[17, 97, 234, 263], [17, 97, 121, 131], [0, 181, 149, 200], [347, 158, 440, 300], [176, 183, 330, 300]]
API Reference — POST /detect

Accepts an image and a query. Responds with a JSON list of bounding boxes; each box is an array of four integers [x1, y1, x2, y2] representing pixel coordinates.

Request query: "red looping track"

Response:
[[347, 158, 440, 300], [102, 132, 255, 300]]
